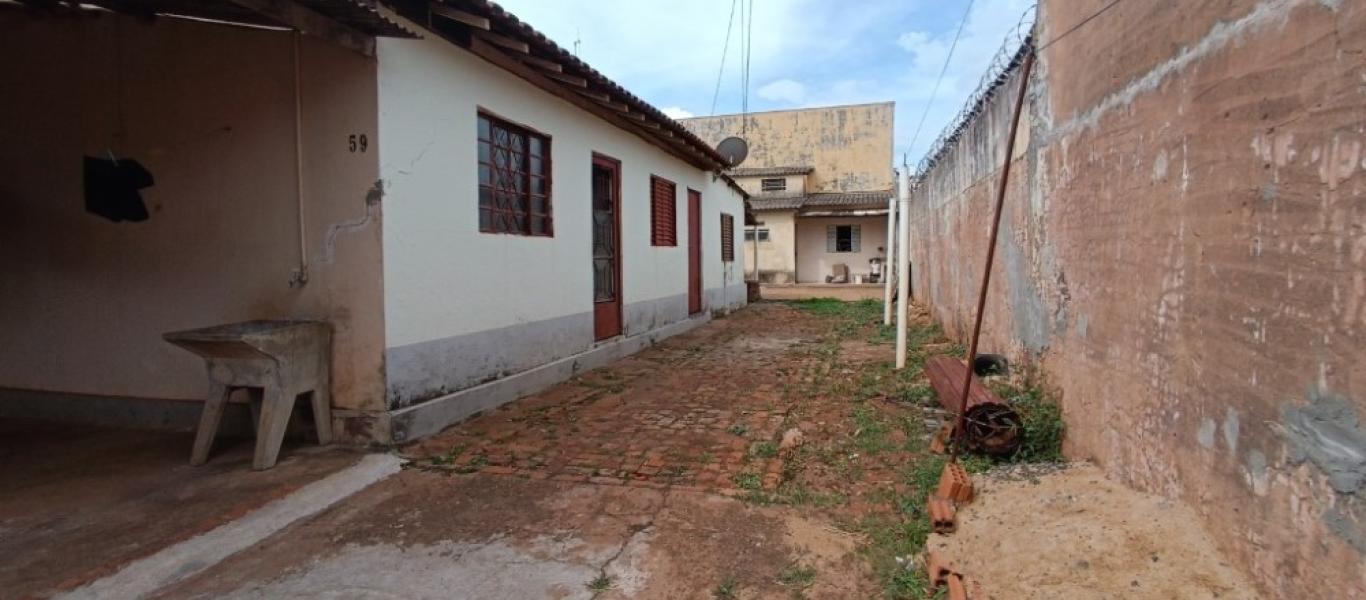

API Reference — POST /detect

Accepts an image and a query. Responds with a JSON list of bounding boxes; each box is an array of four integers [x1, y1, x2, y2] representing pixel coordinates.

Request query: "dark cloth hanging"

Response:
[[84, 156, 153, 222]]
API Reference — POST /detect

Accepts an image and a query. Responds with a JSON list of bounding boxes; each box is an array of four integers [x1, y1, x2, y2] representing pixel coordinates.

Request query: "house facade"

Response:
[[682, 103, 894, 284], [0, 0, 748, 445]]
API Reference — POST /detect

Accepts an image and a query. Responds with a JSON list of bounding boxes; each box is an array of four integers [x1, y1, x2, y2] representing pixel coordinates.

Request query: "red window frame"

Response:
[[720, 213, 735, 262], [478, 111, 552, 236], [650, 175, 677, 246]]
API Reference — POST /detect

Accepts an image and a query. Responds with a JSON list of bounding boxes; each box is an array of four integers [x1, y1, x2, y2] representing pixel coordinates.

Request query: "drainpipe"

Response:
[[894, 169, 911, 369], [290, 32, 309, 287], [882, 175, 897, 325]]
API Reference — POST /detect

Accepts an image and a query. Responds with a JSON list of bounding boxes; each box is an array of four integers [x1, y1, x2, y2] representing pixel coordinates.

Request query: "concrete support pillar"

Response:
[[883, 181, 897, 325]]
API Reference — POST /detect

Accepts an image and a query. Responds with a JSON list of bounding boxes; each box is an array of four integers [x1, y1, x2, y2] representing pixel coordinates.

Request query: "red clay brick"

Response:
[[928, 495, 957, 534], [926, 551, 955, 587], [936, 462, 974, 504], [946, 573, 968, 600]]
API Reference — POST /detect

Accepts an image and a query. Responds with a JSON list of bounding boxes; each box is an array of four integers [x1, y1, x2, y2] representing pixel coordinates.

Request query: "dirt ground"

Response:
[[929, 463, 1259, 600], [19, 301, 1262, 599]]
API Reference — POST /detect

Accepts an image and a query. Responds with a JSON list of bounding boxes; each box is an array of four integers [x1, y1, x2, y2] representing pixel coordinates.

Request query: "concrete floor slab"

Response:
[[0, 419, 366, 599]]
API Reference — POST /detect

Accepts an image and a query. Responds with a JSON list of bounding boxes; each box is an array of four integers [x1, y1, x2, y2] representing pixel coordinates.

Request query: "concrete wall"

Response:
[[908, 1, 1366, 597], [796, 216, 887, 284], [0, 12, 388, 425], [682, 103, 895, 193], [376, 20, 747, 413], [731, 173, 806, 196], [746, 210, 797, 283]]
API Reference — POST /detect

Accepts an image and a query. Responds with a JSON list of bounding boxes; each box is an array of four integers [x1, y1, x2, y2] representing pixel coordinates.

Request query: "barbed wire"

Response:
[[912, 4, 1037, 184]]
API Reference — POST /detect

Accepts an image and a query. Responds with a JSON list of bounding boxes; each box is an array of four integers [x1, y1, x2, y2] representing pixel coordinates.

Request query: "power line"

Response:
[[904, 0, 974, 168], [1037, 0, 1123, 51], [709, 0, 738, 116], [744, 0, 753, 121]]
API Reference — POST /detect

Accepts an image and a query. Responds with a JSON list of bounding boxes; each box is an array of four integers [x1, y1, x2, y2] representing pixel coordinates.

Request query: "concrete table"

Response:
[[164, 320, 331, 470]]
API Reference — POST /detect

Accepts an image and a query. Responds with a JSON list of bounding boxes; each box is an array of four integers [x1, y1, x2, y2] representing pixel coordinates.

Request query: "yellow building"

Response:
[[682, 102, 894, 284]]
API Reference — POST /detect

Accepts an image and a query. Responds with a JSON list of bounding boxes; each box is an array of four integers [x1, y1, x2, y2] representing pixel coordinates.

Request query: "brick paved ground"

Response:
[[404, 303, 831, 495]]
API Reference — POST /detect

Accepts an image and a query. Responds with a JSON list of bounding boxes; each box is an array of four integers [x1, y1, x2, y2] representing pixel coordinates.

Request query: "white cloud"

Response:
[[756, 78, 807, 105], [660, 106, 695, 120]]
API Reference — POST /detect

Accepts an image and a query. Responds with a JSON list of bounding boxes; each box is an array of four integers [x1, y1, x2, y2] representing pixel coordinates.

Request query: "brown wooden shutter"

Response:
[[720, 214, 735, 262], [650, 176, 677, 246]]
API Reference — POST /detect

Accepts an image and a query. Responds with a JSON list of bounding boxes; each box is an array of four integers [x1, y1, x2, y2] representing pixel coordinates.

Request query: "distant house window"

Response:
[[721, 214, 735, 262], [761, 178, 786, 192], [744, 228, 771, 242], [650, 175, 677, 246], [478, 112, 552, 235], [826, 224, 861, 253]]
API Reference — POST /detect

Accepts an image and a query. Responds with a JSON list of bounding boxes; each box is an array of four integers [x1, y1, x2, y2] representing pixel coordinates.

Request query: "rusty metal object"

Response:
[[926, 356, 1022, 455], [953, 45, 1035, 459]]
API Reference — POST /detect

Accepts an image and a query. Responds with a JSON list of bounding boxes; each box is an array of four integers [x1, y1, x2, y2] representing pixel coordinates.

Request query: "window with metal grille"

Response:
[[744, 228, 770, 242], [760, 178, 786, 192], [720, 214, 735, 262], [650, 175, 676, 246], [478, 112, 551, 236], [826, 224, 860, 253]]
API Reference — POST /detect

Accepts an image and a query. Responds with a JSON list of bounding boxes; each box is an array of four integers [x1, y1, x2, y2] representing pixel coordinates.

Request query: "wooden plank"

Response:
[[472, 29, 531, 53], [544, 70, 587, 87], [226, 0, 375, 56], [429, 2, 490, 30], [518, 53, 564, 73]]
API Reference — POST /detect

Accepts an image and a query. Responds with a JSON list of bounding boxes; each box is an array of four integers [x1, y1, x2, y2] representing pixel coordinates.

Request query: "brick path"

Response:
[[405, 303, 827, 495]]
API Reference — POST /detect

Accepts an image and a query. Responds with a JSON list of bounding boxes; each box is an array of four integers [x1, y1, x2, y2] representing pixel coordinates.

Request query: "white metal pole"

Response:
[[882, 179, 897, 325], [895, 170, 912, 369], [751, 224, 760, 282]]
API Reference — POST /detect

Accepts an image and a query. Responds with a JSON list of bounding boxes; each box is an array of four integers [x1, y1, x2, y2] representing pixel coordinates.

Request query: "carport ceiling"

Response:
[[11, 0, 418, 56]]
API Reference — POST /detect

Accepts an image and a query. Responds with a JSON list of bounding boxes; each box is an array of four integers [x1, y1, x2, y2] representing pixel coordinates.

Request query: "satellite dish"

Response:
[[716, 136, 749, 167]]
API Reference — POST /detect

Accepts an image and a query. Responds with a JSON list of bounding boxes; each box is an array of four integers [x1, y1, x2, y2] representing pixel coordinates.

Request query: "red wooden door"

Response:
[[687, 189, 702, 314], [592, 155, 622, 340]]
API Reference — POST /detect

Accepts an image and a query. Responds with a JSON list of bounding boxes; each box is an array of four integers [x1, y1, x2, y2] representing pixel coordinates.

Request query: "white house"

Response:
[[0, 0, 749, 446]]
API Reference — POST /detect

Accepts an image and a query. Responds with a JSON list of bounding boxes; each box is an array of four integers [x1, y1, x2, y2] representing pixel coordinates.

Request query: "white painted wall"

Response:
[[376, 21, 745, 405], [745, 210, 797, 283], [795, 216, 888, 283], [0, 12, 387, 414]]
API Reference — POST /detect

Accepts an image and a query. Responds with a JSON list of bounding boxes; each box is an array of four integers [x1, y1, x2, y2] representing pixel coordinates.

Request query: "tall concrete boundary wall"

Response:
[[908, 1, 1366, 597]]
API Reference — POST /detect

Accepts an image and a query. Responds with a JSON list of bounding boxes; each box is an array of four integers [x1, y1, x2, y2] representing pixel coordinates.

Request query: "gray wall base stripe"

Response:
[[387, 312, 713, 443], [0, 387, 254, 435]]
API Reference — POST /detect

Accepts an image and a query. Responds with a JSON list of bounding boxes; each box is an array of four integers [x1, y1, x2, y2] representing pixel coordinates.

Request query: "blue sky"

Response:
[[495, 0, 1035, 169]]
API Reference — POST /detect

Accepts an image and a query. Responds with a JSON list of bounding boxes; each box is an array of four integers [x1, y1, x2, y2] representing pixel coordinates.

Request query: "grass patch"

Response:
[[712, 576, 740, 599], [852, 405, 895, 454], [750, 441, 779, 459], [727, 423, 750, 437], [777, 563, 818, 588], [426, 444, 466, 466], [992, 381, 1066, 463], [586, 574, 613, 593], [733, 472, 763, 491]]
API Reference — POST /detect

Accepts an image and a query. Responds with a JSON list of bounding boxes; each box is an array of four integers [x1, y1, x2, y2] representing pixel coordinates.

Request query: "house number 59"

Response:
[[348, 134, 369, 153]]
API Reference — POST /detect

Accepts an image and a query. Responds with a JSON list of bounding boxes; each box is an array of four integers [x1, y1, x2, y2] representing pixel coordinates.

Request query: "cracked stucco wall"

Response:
[[681, 103, 895, 194], [908, 0, 1366, 597], [0, 12, 389, 421]]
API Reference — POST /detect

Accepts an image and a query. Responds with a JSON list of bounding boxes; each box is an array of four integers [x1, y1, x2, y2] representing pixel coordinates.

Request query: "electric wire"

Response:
[[1037, 0, 1123, 52], [709, 0, 739, 116], [904, 0, 975, 169]]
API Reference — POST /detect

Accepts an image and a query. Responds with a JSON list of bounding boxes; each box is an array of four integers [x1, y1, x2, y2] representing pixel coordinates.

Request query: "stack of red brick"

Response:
[[926, 461, 976, 599]]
